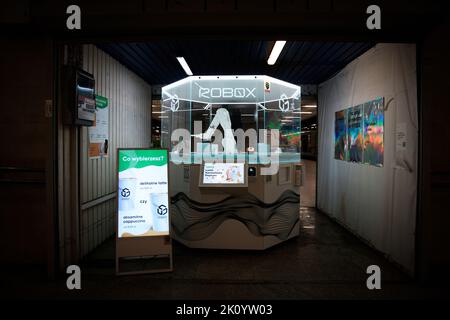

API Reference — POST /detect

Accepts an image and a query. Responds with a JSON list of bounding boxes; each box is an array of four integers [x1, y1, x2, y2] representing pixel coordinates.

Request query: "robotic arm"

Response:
[[193, 107, 237, 155]]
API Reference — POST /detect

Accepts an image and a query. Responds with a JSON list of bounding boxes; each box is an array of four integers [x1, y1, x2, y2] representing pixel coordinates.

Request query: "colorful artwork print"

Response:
[[334, 110, 347, 160], [347, 105, 363, 163], [363, 97, 384, 166]]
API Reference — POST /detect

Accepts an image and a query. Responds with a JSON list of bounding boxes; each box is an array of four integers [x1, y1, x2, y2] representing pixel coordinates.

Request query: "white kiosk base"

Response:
[[170, 163, 301, 250]]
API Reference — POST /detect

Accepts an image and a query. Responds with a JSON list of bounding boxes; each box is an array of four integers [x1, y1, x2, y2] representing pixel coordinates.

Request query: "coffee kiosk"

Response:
[[161, 76, 302, 250]]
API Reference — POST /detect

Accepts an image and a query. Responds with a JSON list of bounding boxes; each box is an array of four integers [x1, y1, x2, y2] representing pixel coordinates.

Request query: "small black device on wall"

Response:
[[248, 166, 257, 177], [62, 66, 96, 126]]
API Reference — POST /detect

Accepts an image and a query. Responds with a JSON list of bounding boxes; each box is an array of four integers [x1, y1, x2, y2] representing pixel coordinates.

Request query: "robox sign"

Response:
[[198, 87, 256, 99], [117, 149, 169, 238], [163, 76, 301, 107]]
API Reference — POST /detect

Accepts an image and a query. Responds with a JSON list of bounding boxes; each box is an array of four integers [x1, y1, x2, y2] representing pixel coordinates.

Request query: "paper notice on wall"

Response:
[[396, 123, 407, 151], [89, 95, 109, 158], [395, 122, 412, 171]]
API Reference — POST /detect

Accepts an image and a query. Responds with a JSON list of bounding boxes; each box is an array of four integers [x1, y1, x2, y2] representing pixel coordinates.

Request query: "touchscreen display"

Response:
[[202, 163, 245, 185]]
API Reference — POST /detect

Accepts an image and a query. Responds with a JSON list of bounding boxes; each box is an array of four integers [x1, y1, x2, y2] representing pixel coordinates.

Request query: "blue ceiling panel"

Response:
[[98, 40, 375, 86]]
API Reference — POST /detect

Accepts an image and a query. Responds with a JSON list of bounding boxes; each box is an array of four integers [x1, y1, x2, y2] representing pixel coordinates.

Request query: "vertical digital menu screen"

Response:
[[117, 149, 169, 238]]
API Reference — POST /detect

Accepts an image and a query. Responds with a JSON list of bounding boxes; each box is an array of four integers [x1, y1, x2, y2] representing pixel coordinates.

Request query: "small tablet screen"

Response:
[[201, 162, 247, 186]]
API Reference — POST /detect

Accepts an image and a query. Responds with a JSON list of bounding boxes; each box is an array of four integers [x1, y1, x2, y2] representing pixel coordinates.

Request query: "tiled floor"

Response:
[[2, 208, 449, 299], [300, 159, 316, 207]]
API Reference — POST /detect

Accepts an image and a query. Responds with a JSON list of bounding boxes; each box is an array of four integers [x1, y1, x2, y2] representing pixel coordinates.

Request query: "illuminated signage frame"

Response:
[[115, 148, 173, 276]]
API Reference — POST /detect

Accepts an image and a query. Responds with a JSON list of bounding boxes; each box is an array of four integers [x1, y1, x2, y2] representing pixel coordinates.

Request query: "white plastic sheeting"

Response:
[[317, 43, 418, 274]]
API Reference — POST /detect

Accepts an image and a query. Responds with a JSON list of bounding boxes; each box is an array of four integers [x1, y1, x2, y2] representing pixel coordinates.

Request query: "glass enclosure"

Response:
[[161, 76, 301, 164]]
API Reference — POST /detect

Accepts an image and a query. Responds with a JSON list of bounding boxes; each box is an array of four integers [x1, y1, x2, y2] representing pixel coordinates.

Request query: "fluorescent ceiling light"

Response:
[[152, 111, 166, 114], [176, 57, 193, 76], [293, 111, 313, 114], [302, 105, 317, 108], [267, 41, 286, 65]]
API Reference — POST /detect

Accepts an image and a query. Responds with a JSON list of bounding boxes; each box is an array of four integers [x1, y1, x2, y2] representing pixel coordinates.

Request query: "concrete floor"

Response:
[[2, 207, 449, 300]]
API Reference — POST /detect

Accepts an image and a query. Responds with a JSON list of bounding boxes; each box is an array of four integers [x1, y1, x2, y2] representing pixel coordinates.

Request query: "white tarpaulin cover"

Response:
[[317, 43, 418, 274]]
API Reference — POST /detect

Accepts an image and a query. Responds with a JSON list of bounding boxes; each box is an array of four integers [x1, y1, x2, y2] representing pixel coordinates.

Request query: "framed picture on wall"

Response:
[[334, 109, 347, 161], [363, 97, 384, 167], [347, 104, 363, 163]]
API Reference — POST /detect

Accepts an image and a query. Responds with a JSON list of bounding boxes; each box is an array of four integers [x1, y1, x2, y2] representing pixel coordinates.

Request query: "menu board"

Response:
[[117, 149, 169, 238]]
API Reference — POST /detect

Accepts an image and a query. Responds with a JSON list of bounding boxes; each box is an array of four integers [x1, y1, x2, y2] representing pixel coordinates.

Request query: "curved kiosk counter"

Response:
[[161, 76, 302, 250]]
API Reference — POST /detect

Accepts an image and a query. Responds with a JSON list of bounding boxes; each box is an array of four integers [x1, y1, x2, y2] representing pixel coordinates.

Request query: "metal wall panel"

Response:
[[80, 44, 152, 257]]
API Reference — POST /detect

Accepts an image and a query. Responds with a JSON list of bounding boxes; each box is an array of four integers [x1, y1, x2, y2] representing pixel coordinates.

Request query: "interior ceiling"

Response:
[[99, 40, 374, 123], [98, 40, 375, 87]]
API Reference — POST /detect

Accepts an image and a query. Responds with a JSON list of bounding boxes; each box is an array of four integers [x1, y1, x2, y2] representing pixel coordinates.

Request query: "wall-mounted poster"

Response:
[[363, 97, 384, 166], [334, 110, 347, 160], [88, 95, 109, 158], [347, 105, 363, 162]]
